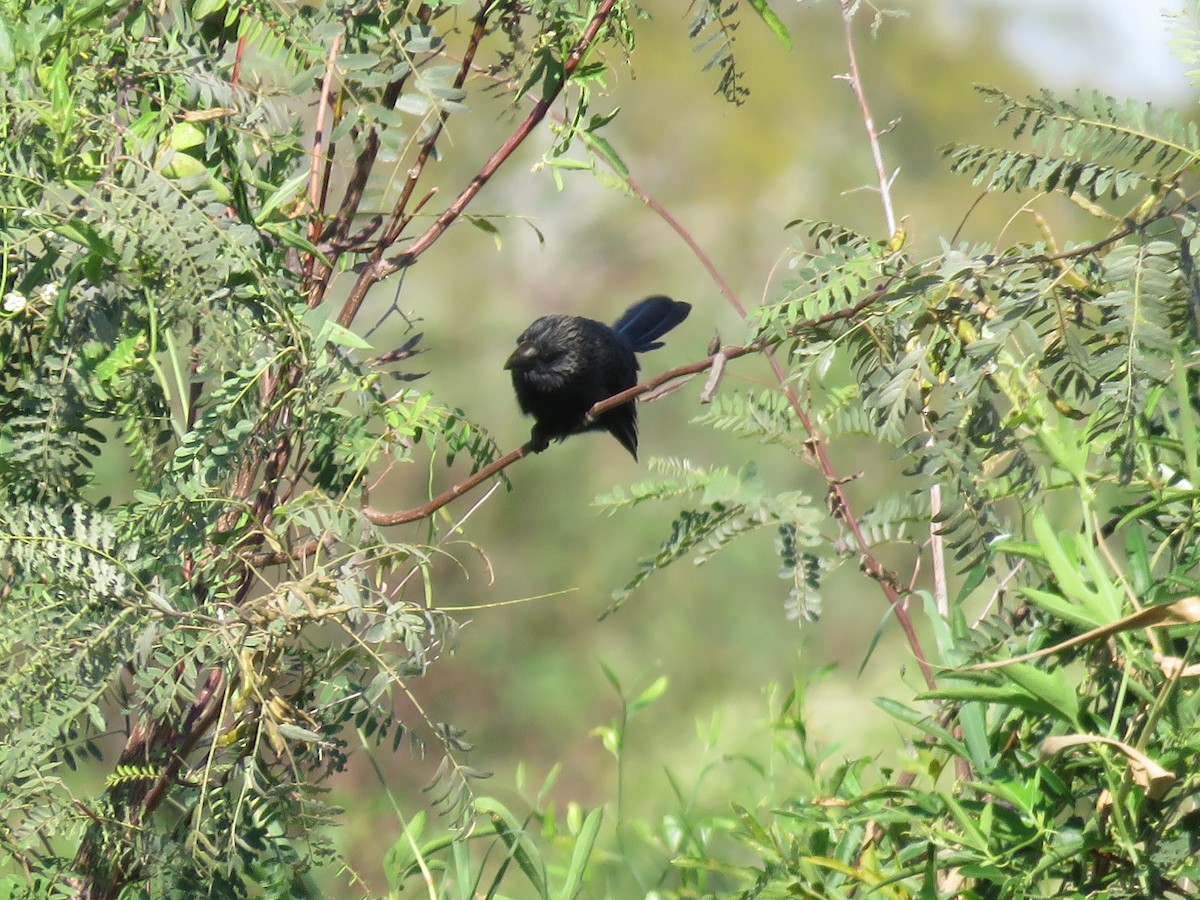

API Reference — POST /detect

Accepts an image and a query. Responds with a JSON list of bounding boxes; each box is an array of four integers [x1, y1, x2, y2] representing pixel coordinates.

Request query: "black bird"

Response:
[[505, 295, 691, 459]]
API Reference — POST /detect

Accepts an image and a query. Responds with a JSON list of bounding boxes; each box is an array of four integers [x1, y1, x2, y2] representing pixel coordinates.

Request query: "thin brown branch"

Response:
[[380, 8, 490, 247], [257, 285, 892, 568], [335, 0, 620, 329], [1027, 196, 1193, 265], [138, 669, 226, 814], [303, 35, 342, 302], [71, 670, 227, 898], [364, 443, 533, 526], [306, 72, 412, 307], [248, 537, 322, 568], [320, 214, 383, 253], [321, 73, 410, 248], [766, 344, 937, 689], [583, 135, 935, 685], [230, 34, 247, 90], [618, 164, 746, 315], [309, 35, 341, 221], [831, 1, 940, 686]]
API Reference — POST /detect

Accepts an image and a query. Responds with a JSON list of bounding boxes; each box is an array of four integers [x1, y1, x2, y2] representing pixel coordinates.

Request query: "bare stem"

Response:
[[839, 0, 897, 236], [309, 36, 340, 221], [839, 1, 949, 628], [577, 125, 936, 687]]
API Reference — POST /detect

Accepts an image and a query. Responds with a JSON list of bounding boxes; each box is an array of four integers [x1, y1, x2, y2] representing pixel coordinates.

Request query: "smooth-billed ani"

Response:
[[505, 295, 691, 459]]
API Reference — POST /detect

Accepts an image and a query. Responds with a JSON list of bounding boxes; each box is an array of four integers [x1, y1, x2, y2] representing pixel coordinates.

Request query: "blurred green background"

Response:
[[321, 0, 1189, 888]]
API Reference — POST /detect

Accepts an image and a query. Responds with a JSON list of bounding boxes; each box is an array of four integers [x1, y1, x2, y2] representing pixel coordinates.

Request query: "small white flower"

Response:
[[31, 282, 58, 304], [2, 291, 27, 313]]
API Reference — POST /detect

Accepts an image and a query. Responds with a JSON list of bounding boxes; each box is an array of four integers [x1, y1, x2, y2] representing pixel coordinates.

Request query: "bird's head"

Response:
[[504, 315, 581, 386]]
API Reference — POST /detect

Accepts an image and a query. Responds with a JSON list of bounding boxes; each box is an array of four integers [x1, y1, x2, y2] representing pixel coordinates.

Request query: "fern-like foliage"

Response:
[[693, 389, 806, 451], [684, 0, 792, 104], [608, 74, 1200, 643], [944, 86, 1200, 199], [686, 1, 751, 105], [587, 52, 1200, 896], [0, 1, 616, 894], [596, 459, 822, 616]]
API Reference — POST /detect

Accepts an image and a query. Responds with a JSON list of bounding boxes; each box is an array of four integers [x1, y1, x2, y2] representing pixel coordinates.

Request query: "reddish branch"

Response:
[[71, 670, 226, 898], [379, 9, 492, 248], [251, 286, 891, 563], [546, 129, 934, 682], [335, 0, 620, 328], [309, 35, 341, 226]]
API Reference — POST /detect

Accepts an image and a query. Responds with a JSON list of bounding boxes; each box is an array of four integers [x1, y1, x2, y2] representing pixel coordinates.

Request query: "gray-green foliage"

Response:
[[8, 0, 1200, 896], [0, 0, 693, 894], [361, 7, 1200, 898], [590, 69, 1200, 900], [616, 76, 1200, 608]]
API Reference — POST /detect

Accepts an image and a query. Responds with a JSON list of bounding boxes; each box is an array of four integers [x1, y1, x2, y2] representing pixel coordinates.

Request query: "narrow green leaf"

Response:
[[1020, 587, 1103, 630], [599, 661, 621, 694], [1174, 348, 1200, 486], [630, 676, 668, 714], [191, 0, 226, 19], [478, 797, 548, 899], [746, 0, 792, 48], [320, 320, 371, 351], [93, 333, 144, 382], [259, 220, 333, 267], [277, 722, 324, 743], [560, 807, 603, 899], [1030, 514, 1105, 620], [1000, 662, 1080, 727], [381, 812, 426, 885], [1124, 524, 1152, 598], [0, 17, 15, 72], [920, 684, 1062, 722], [873, 697, 970, 758], [255, 171, 309, 224]]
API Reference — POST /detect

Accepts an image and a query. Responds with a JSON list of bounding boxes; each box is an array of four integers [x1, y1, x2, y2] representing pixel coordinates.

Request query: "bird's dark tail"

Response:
[[611, 295, 692, 352]]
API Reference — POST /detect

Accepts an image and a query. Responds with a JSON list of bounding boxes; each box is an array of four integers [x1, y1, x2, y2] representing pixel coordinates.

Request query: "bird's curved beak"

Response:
[[504, 342, 537, 371]]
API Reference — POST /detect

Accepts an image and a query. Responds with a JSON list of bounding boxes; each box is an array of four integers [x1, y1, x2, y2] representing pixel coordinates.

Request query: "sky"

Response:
[[977, 0, 1193, 99]]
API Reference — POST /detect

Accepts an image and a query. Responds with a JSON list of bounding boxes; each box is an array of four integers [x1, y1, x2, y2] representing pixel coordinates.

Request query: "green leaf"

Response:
[[1000, 662, 1080, 727], [477, 797, 548, 899], [561, 807, 603, 899], [920, 682, 1066, 724], [746, 0, 792, 48], [0, 17, 14, 72], [255, 171, 309, 224], [1173, 348, 1200, 486], [382, 811, 426, 885], [191, 0, 227, 19], [630, 676, 668, 714], [167, 121, 206, 151], [276, 722, 324, 743], [1020, 587, 1104, 631], [874, 697, 971, 758], [93, 333, 144, 382], [319, 320, 371, 351], [53, 220, 119, 261], [259, 220, 333, 267]]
